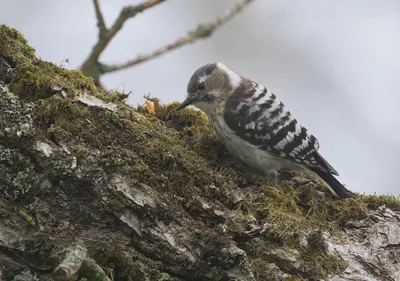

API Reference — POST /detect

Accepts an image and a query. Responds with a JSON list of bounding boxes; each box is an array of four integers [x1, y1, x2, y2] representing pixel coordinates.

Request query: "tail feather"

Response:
[[310, 168, 355, 199]]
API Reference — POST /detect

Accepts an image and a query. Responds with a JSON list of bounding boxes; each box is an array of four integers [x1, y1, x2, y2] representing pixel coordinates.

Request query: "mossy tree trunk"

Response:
[[1, 25, 400, 281]]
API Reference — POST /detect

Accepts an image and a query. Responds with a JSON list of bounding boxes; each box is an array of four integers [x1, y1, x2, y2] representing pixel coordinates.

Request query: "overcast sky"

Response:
[[1, 0, 399, 195]]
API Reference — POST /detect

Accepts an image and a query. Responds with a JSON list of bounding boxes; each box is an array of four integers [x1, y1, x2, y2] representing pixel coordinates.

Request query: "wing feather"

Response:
[[223, 80, 336, 174]]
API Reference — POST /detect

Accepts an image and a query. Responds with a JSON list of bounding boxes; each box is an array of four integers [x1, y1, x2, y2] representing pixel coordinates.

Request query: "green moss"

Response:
[[36, 96, 93, 143], [246, 182, 367, 243], [0, 25, 35, 63], [262, 186, 309, 239], [106, 198, 125, 213], [0, 26, 137, 107], [8, 270, 39, 281], [76, 144, 87, 154], [11, 171, 34, 199], [362, 194, 400, 211], [19, 210, 35, 226], [244, 237, 347, 280], [38, 96, 89, 119], [300, 230, 347, 278], [158, 273, 172, 281], [99, 89, 131, 103], [0, 85, 36, 144], [300, 250, 347, 279], [0, 145, 17, 165], [11, 59, 98, 100], [100, 147, 149, 176], [244, 240, 301, 279], [93, 249, 165, 281], [137, 98, 213, 138], [0, 25, 101, 102], [16, 123, 35, 138]]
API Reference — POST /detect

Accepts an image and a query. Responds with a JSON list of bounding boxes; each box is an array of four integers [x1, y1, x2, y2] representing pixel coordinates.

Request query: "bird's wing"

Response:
[[223, 81, 339, 175]]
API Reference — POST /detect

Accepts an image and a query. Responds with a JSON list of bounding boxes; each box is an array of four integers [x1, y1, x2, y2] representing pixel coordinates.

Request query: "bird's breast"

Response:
[[211, 115, 306, 173]]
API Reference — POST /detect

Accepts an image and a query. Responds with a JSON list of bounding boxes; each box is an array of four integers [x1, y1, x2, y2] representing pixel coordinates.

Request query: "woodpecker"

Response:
[[177, 62, 354, 199]]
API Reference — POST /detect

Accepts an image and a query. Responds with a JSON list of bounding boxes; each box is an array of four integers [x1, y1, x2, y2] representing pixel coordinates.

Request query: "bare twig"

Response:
[[81, 0, 167, 79], [93, 0, 107, 37], [101, 0, 254, 74]]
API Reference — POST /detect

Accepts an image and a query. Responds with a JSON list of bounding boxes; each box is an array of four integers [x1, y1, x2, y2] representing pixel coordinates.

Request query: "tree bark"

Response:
[[1, 25, 400, 281]]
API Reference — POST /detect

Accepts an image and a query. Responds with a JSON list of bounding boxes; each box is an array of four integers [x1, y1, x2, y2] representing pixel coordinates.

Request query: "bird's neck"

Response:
[[194, 101, 215, 119], [194, 99, 226, 124]]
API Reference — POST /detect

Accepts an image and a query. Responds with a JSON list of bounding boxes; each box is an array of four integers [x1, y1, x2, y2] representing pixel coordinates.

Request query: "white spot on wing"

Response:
[[248, 105, 260, 115], [255, 133, 271, 141], [291, 138, 310, 157], [273, 122, 302, 151], [217, 62, 241, 88], [267, 100, 283, 125], [294, 122, 302, 135], [230, 101, 246, 114], [245, 121, 256, 130], [248, 83, 266, 102], [268, 99, 281, 117], [273, 113, 293, 134], [274, 131, 294, 150], [253, 88, 271, 105]]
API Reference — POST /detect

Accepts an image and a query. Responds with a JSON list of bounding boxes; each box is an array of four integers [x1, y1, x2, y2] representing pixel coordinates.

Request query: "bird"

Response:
[[176, 62, 355, 199]]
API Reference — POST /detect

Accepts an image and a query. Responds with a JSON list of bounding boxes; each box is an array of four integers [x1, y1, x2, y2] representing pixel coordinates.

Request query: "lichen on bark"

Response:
[[1, 24, 400, 281]]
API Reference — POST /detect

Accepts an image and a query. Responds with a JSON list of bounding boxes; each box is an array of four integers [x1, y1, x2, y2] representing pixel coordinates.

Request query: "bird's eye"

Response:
[[197, 82, 205, 91]]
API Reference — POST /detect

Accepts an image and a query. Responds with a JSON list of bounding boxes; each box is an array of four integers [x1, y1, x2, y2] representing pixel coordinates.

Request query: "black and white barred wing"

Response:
[[223, 81, 339, 176]]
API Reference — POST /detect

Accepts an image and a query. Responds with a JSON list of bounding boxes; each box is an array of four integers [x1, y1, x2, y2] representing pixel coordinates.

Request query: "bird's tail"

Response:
[[309, 168, 355, 199]]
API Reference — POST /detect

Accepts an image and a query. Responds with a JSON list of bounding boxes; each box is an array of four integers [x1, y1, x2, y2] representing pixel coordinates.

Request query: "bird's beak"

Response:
[[176, 97, 194, 111]]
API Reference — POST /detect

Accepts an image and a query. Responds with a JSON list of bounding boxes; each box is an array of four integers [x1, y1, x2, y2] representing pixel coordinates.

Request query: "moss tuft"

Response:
[[0, 25, 101, 102], [100, 146, 149, 176], [11, 59, 98, 100], [11, 171, 34, 199], [18, 210, 36, 226], [300, 249, 347, 279], [362, 194, 400, 211], [246, 182, 367, 244], [137, 98, 213, 137], [0, 25, 35, 64]]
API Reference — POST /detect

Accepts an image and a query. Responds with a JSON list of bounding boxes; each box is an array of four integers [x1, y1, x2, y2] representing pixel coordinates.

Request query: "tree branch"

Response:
[[81, 0, 167, 77], [101, 0, 254, 74], [93, 0, 107, 37]]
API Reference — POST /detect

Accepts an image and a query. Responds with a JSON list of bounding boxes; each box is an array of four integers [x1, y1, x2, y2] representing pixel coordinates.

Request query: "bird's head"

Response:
[[176, 62, 242, 115]]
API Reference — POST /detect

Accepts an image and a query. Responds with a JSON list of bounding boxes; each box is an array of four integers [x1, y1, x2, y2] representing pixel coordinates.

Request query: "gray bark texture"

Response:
[[1, 25, 400, 281]]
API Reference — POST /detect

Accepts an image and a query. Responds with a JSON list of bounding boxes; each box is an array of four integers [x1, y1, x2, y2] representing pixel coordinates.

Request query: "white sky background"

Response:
[[1, 0, 399, 195]]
